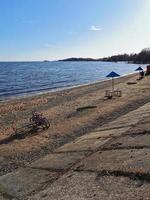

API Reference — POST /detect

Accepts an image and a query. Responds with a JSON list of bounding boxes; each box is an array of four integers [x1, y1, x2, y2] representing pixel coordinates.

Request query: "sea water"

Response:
[[0, 61, 145, 100]]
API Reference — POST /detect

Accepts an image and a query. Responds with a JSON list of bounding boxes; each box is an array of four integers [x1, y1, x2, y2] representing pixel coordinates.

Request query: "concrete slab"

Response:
[[55, 137, 110, 152], [55, 128, 129, 154], [73, 149, 150, 174], [100, 117, 139, 130], [128, 122, 150, 135], [30, 152, 87, 170], [27, 171, 150, 200], [96, 103, 150, 131], [0, 168, 59, 199], [107, 134, 150, 149], [95, 119, 137, 132], [79, 127, 130, 140]]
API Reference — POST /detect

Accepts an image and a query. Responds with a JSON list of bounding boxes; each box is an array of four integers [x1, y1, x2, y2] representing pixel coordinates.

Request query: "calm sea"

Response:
[[0, 61, 144, 100]]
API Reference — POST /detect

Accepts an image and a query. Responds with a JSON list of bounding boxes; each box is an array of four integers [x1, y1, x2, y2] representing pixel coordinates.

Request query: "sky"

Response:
[[0, 0, 150, 61]]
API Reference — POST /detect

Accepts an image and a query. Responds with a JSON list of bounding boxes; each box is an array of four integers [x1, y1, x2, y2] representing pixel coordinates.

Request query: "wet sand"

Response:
[[0, 73, 150, 175]]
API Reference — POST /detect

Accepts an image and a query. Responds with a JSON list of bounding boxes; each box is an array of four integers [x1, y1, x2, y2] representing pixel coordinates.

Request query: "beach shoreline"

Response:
[[0, 72, 137, 103], [0, 60, 143, 102]]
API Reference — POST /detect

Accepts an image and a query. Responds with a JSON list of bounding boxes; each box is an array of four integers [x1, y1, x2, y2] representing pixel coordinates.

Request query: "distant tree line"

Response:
[[59, 48, 150, 64], [100, 48, 150, 64], [59, 57, 96, 62]]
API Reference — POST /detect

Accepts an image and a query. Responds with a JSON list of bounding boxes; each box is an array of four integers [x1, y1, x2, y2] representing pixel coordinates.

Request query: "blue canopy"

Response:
[[106, 71, 120, 78], [135, 66, 143, 71]]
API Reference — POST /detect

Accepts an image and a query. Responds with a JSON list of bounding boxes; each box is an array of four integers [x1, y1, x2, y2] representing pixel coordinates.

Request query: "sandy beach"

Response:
[[1, 72, 150, 199], [0, 73, 150, 176]]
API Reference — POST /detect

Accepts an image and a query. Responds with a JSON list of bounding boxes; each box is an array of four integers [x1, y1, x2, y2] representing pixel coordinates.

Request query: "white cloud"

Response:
[[43, 43, 53, 48], [89, 25, 102, 31]]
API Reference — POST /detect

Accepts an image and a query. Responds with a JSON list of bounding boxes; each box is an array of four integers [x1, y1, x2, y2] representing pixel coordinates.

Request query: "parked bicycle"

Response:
[[12, 111, 50, 136], [30, 111, 50, 130]]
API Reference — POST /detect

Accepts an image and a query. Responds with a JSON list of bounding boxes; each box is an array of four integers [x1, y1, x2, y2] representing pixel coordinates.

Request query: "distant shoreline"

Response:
[[59, 48, 150, 64], [58, 58, 149, 64]]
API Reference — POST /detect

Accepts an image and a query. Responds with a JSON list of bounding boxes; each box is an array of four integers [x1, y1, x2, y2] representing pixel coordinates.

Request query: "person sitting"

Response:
[[139, 70, 144, 80]]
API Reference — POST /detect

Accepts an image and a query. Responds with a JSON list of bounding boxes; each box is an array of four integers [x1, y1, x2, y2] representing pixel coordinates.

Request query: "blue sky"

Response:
[[0, 0, 150, 61]]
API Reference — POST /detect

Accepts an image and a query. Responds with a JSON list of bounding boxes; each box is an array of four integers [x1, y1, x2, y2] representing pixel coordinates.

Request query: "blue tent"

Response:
[[106, 71, 120, 90], [135, 66, 143, 71]]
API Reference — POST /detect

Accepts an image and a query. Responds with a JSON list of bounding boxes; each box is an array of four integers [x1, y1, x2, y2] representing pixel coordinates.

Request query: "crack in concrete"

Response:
[[74, 169, 150, 183], [100, 145, 150, 151]]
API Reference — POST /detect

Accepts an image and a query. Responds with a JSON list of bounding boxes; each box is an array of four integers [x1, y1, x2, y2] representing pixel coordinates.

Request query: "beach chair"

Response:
[[105, 89, 122, 99], [105, 90, 113, 99], [113, 89, 122, 97]]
